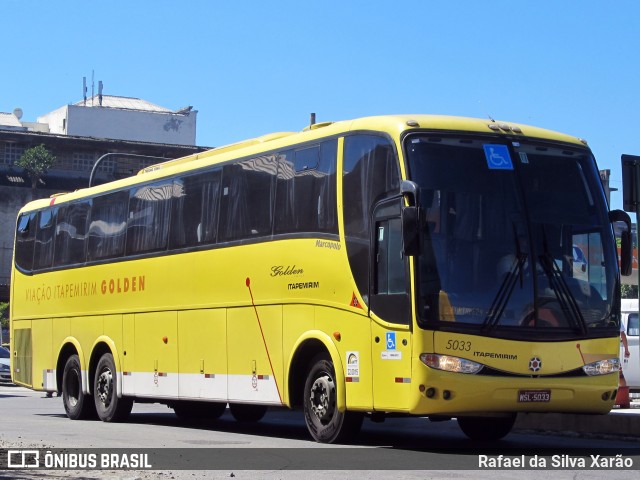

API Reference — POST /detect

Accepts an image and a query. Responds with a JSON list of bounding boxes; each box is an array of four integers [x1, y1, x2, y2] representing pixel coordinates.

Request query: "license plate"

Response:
[[518, 389, 551, 403]]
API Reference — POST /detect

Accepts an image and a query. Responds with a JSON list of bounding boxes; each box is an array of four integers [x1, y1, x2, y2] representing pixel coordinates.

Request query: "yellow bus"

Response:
[[10, 115, 632, 442]]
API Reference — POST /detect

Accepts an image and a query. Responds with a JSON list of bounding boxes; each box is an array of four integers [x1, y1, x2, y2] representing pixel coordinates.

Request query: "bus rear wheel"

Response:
[[93, 353, 133, 422], [457, 414, 516, 441], [303, 354, 363, 443], [62, 354, 96, 420], [229, 403, 267, 422]]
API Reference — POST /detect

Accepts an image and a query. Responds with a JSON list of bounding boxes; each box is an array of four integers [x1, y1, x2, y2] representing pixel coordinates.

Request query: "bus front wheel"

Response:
[[62, 354, 96, 420], [457, 414, 516, 441], [303, 354, 363, 443], [93, 353, 133, 422]]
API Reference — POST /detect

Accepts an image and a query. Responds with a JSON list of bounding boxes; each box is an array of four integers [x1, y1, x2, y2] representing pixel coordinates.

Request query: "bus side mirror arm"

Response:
[[609, 209, 633, 276], [400, 180, 419, 206], [400, 180, 421, 256]]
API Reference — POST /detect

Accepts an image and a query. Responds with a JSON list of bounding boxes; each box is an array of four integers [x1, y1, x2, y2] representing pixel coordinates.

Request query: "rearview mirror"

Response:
[[402, 206, 420, 256], [610, 209, 633, 276], [622, 155, 640, 212]]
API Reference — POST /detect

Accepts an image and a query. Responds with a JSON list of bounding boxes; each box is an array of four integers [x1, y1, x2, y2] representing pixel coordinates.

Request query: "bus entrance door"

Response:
[[369, 200, 413, 410]]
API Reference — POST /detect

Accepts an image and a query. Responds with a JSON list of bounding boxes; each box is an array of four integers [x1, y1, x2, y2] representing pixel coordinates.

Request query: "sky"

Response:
[[2, 0, 639, 211]]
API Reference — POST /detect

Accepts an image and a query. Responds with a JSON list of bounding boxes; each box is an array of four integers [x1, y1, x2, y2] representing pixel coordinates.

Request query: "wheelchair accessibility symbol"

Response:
[[483, 144, 513, 170], [386, 332, 396, 350]]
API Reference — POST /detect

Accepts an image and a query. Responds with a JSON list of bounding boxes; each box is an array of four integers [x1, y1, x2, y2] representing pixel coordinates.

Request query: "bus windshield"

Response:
[[406, 135, 619, 339]]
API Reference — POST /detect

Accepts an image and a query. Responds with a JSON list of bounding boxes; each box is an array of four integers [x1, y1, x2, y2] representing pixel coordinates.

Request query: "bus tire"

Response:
[[457, 414, 516, 441], [303, 353, 363, 443], [229, 403, 267, 422], [62, 354, 96, 420], [173, 401, 227, 421], [94, 353, 133, 422]]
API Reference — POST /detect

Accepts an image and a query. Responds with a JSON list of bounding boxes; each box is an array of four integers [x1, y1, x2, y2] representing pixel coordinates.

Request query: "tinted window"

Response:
[[127, 182, 173, 255], [275, 140, 338, 235], [170, 169, 222, 248], [371, 199, 410, 324], [33, 209, 57, 270], [343, 135, 400, 302], [343, 136, 400, 239], [375, 217, 405, 295], [54, 201, 90, 266], [15, 212, 36, 271], [219, 155, 276, 242], [87, 191, 128, 261]]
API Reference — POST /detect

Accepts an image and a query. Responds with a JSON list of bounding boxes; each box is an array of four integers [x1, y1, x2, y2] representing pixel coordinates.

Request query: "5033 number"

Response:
[[445, 339, 472, 351]]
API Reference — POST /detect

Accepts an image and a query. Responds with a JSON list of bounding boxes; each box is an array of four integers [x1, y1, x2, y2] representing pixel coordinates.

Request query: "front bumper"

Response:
[[409, 359, 618, 416]]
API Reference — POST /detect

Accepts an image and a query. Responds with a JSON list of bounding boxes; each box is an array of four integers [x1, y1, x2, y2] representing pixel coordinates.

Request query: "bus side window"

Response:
[[15, 212, 36, 272], [54, 201, 90, 266], [87, 191, 129, 261], [126, 182, 172, 255], [220, 156, 275, 242], [170, 169, 222, 249], [275, 140, 338, 235], [33, 208, 57, 270], [317, 140, 338, 233]]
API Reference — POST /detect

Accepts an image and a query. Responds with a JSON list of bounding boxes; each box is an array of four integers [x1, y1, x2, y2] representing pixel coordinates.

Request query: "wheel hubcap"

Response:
[[96, 368, 112, 408], [310, 374, 335, 424]]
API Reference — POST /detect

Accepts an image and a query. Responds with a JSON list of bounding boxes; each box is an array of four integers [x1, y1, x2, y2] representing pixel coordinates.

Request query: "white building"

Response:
[[0, 112, 24, 130], [37, 95, 197, 145]]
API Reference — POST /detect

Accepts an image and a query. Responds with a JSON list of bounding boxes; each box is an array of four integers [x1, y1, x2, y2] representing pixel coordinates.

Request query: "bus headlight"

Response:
[[582, 358, 620, 376], [420, 353, 484, 374]]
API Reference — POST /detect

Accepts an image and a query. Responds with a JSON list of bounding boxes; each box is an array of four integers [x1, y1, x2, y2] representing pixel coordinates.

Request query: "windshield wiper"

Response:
[[482, 223, 527, 332], [537, 230, 588, 335], [482, 252, 527, 332]]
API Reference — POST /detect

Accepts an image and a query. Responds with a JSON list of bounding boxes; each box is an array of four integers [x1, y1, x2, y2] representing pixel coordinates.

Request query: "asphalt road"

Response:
[[0, 384, 638, 480]]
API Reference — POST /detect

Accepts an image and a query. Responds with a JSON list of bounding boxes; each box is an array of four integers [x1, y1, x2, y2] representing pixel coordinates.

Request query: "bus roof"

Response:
[[17, 114, 586, 213], [141, 115, 584, 172]]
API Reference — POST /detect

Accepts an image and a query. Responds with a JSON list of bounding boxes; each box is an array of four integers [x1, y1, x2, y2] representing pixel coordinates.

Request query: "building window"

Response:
[[55, 152, 74, 170], [100, 157, 115, 173], [4, 143, 25, 166], [73, 151, 96, 171]]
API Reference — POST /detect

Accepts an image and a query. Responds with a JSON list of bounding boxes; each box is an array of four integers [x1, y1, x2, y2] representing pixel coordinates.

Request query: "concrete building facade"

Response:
[[38, 95, 197, 145]]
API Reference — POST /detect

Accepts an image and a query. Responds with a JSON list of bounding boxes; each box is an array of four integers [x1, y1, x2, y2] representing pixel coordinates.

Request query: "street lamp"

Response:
[[88, 152, 170, 187]]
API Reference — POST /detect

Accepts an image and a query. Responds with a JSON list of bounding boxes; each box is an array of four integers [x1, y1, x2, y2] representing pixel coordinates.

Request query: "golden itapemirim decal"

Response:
[[100, 275, 146, 295], [25, 275, 146, 303]]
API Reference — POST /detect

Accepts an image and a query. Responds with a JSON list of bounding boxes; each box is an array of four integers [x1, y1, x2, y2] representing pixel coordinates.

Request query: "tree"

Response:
[[621, 284, 638, 299], [15, 144, 56, 190]]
